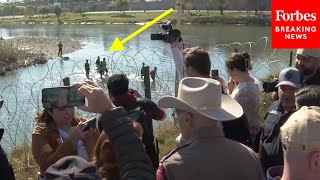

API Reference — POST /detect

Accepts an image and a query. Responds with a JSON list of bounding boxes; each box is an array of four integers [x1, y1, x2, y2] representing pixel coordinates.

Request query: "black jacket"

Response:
[[100, 107, 155, 180], [260, 101, 294, 173], [0, 128, 15, 180]]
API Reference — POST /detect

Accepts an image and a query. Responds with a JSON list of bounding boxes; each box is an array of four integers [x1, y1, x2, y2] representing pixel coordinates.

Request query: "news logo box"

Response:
[[272, 0, 320, 48]]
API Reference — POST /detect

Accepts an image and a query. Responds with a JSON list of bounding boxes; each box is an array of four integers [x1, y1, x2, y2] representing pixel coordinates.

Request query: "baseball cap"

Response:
[[296, 49, 320, 59], [41, 156, 101, 180], [276, 67, 301, 88], [281, 106, 320, 152]]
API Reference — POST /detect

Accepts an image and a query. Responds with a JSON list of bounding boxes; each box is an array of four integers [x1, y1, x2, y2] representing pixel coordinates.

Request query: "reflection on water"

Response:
[[0, 24, 292, 151]]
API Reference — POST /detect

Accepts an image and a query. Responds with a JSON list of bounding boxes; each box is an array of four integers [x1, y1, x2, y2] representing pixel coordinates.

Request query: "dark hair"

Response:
[[35, 108, 81, 124], [169, 29, 181, 43], [226, 52, 253, 72], [295, 85, 320, 109], [183, 47, 211, 76], [107, 74, 129, 96], [36, 109, 53, 124]]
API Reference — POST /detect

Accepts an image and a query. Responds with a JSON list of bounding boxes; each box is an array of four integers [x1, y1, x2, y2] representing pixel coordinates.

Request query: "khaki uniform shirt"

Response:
[[158, 127, 265, 180]]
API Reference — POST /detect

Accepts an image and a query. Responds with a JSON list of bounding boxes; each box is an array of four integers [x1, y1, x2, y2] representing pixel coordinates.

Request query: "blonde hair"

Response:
[[92, 121, 144, 179]]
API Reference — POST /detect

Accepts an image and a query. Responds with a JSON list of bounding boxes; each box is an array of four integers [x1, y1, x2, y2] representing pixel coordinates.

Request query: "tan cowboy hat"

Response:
[[158, 77, 243, 121]]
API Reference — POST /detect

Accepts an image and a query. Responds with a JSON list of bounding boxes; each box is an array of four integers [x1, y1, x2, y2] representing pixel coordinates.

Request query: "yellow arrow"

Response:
[[109, 8, 174, 52]]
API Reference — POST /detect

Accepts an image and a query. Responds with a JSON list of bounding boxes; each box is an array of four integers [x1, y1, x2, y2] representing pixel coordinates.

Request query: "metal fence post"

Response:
[[143, 66, 151, 99], [289, 51, 293, 67], [174, 0, 182, 98]]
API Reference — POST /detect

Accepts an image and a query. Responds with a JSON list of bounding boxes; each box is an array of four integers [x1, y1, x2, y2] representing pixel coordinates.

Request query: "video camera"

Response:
[[262, 80, 279, 93], [150, 21, 182, 43]]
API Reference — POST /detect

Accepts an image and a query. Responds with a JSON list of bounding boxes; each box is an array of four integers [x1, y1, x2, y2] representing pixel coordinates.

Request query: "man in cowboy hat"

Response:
[[173, 47, 251, 149], [156, 77, 264, 180], [295, 48, 320, 86]]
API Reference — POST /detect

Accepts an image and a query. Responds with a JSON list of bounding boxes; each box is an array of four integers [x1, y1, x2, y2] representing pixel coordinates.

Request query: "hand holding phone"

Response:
[[82, 117, 97, 132], [211, 69, 219, 79], [73, 81, 116, 113], [42, 86, 85, 108]]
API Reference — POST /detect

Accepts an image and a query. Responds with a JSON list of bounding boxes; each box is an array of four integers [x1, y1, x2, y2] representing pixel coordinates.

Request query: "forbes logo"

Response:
[[275, 10, 317, 21]]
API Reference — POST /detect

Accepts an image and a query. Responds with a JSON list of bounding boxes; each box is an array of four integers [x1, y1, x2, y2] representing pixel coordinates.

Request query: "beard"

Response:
[[297, 65, 314, 76]]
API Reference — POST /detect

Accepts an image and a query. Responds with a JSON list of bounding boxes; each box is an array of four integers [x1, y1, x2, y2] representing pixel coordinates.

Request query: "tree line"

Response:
[[0, 5, 54, 18], [0, 0, 264, 20]]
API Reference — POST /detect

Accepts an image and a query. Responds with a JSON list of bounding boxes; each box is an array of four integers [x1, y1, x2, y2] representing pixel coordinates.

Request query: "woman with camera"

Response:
[[226, 52, 261, 149], [32, 96, 99, 175]]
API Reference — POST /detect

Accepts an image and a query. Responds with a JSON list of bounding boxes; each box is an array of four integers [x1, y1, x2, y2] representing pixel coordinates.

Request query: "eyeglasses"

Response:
[[171, 109, 188, 121], [171, 111, 178, 120]]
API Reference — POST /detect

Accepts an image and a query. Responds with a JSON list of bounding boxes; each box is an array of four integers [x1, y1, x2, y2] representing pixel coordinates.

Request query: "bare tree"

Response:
[[216, 0, 226, 15], [54, 6, 62, 23]]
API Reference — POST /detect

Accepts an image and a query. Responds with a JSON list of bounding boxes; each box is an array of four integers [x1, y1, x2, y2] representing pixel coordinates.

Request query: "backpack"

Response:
[[127, 100, 160, 171]]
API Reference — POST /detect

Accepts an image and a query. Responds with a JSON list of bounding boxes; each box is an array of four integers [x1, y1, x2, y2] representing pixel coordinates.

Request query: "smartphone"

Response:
[[42, 86, 85, 108], [83, 117, 97, 131], [211, 69, 219, 78], [179, 43, 192, 50]]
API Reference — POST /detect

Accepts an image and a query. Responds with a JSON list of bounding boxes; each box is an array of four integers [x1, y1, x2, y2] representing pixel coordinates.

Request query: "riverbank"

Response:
[[0, 11, 271, 26], [0, 37, 84, 76]]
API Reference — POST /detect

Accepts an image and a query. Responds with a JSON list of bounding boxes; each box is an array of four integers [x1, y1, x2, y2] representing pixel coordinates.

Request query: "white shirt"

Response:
[[231, 77, 260, 138], [171, 47, 185, 81]]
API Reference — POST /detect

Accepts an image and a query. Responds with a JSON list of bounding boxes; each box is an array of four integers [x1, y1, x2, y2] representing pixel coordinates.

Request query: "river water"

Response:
[[0, 24, 292, 151]]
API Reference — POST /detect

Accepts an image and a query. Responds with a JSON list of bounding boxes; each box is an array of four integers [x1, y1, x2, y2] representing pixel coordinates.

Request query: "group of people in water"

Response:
[[84, 56, 109, 78]]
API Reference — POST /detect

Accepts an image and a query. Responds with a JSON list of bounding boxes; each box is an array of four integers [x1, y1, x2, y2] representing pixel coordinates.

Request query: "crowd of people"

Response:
[[0, 32, 320, 180]]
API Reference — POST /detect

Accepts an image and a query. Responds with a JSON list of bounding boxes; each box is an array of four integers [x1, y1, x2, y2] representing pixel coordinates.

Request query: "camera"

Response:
[[262, 80, 279, 93], [150, 21, 182, 43]]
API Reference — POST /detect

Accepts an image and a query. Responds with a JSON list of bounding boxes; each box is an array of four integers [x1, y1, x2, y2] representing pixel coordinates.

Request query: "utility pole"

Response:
[[174, 0, 182, 97], [176, 0, 182, 30]]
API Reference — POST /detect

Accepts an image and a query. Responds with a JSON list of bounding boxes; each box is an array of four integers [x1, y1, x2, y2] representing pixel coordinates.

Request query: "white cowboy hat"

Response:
[[158, 77, 243, 121]]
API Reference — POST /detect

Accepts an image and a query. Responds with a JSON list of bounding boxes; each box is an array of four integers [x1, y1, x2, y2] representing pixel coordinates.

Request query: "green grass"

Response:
[[154, 123, 180, 158], [10, 145, 38, 180], [259, 70, 281, 125], [0, 11, 270, 25], [0, 43, 18, 63]]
